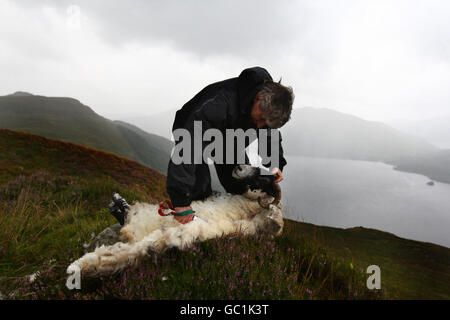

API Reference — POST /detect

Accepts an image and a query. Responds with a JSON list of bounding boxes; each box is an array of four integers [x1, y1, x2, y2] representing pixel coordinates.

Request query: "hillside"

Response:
[[0, 129, 448, 299], [0, 129, 167, 194], [283, 221, 450, 299], [0, 128, 168, 279], [388, 115, 450, 149], [393, 149, 450, 184], [0, 92, 173, 174]]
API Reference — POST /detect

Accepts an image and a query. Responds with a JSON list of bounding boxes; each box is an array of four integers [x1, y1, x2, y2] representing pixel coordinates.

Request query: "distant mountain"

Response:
[[121, 109, 176, 139], [113, 120, 173, 174], [387, 116, 450, 149], [134, 106, 438, 162], [281, 107, 437, 161], [0, 92, 173, 174], [280, 107, 450, 183], [393, 149, 450, 184], [123, 106, 448, 182]]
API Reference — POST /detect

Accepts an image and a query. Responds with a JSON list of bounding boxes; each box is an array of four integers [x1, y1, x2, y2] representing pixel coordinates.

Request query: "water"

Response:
[[281, 156, 450, 248]]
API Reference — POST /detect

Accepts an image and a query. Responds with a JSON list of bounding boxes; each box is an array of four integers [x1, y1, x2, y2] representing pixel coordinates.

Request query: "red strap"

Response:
[[158, 200, 175, 216]]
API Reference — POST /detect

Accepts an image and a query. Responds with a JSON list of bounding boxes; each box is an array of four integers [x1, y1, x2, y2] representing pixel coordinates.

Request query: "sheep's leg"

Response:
[[71, 218, 213, 276], [69, 228, 165, 276]]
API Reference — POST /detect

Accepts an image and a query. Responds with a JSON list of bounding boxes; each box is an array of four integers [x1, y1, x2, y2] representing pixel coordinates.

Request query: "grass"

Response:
[[3, 232, 384, 300], [0, 129, 167, 286], [0, 129, 448, 300], [280, 218, 450, 299], [0, 174, 381, 300]]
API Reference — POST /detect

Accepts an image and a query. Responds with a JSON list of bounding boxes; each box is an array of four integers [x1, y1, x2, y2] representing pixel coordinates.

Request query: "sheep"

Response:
[[67, 165, 284, 277]]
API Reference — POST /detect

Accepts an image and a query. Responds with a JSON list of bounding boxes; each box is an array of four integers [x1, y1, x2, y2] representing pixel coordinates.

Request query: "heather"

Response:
[[0, 129, 448, 299], [3, 232, 382, 300]]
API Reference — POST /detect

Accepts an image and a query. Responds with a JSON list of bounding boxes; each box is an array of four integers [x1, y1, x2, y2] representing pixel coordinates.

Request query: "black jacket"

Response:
[[166, 67, 287, 206]]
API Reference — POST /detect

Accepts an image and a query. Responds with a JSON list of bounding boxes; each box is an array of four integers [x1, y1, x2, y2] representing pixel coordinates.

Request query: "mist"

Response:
[[1, 0, 449, 124]]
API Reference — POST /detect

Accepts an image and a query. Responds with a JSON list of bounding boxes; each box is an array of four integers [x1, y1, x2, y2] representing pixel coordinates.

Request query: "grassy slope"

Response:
[[0, 94, 172, 174], [282, 221, 450, 299], [0, 129, 448, 299], [0, 129, 167, 278]]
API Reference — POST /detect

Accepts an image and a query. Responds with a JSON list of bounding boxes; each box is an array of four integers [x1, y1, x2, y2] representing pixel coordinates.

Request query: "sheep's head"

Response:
[[232, 165, 281, 209]]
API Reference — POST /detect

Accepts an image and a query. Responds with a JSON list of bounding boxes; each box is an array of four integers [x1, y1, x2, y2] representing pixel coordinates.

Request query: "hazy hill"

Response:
[[388, 115, 450, 149], [0, 92, 173, 174], [129, 106, 438, 162], [281, 107, 437, 161], [0, 129, 448, 299], [124, 106, 438, 163], [113, 120, 173, 174], [393, 149, 450, 183], [279, 108, 450, 183], [120, 106, 449, 183], [121, 109, 176, 140]]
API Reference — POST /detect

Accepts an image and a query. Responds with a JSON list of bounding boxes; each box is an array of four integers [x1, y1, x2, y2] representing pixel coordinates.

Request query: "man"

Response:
[[167, 66, 294, 224]]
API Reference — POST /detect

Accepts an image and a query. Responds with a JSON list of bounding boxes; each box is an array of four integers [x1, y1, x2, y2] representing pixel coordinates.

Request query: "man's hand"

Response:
[[173, 206, 195, 224], [272, 167, 283, 183]]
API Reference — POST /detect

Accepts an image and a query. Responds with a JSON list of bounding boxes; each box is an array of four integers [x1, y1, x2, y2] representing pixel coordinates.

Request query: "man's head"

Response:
[[250, 80, 294, 129]]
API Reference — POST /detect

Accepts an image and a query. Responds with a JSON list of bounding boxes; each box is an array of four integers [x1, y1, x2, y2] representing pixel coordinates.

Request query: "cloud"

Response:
[[13, 0, 309, 60], [0, 0, 245, 115], [2, 0, 450, 121]]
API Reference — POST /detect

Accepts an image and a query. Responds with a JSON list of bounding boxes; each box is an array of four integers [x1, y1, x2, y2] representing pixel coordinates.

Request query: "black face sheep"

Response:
[[231, 164, 281, 208], [67, 165, 284, 276]]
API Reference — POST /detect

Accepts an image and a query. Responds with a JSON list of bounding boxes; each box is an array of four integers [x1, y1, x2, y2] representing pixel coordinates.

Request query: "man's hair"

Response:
[[258, 79, 294, 129]]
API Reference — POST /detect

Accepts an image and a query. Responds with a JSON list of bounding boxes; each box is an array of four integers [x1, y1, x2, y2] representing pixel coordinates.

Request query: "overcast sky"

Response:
[[1, 0, 449, 122]]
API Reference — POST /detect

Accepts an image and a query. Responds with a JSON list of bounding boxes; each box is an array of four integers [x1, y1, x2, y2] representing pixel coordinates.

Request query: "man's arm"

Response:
[[166, 94, 229, 208]]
